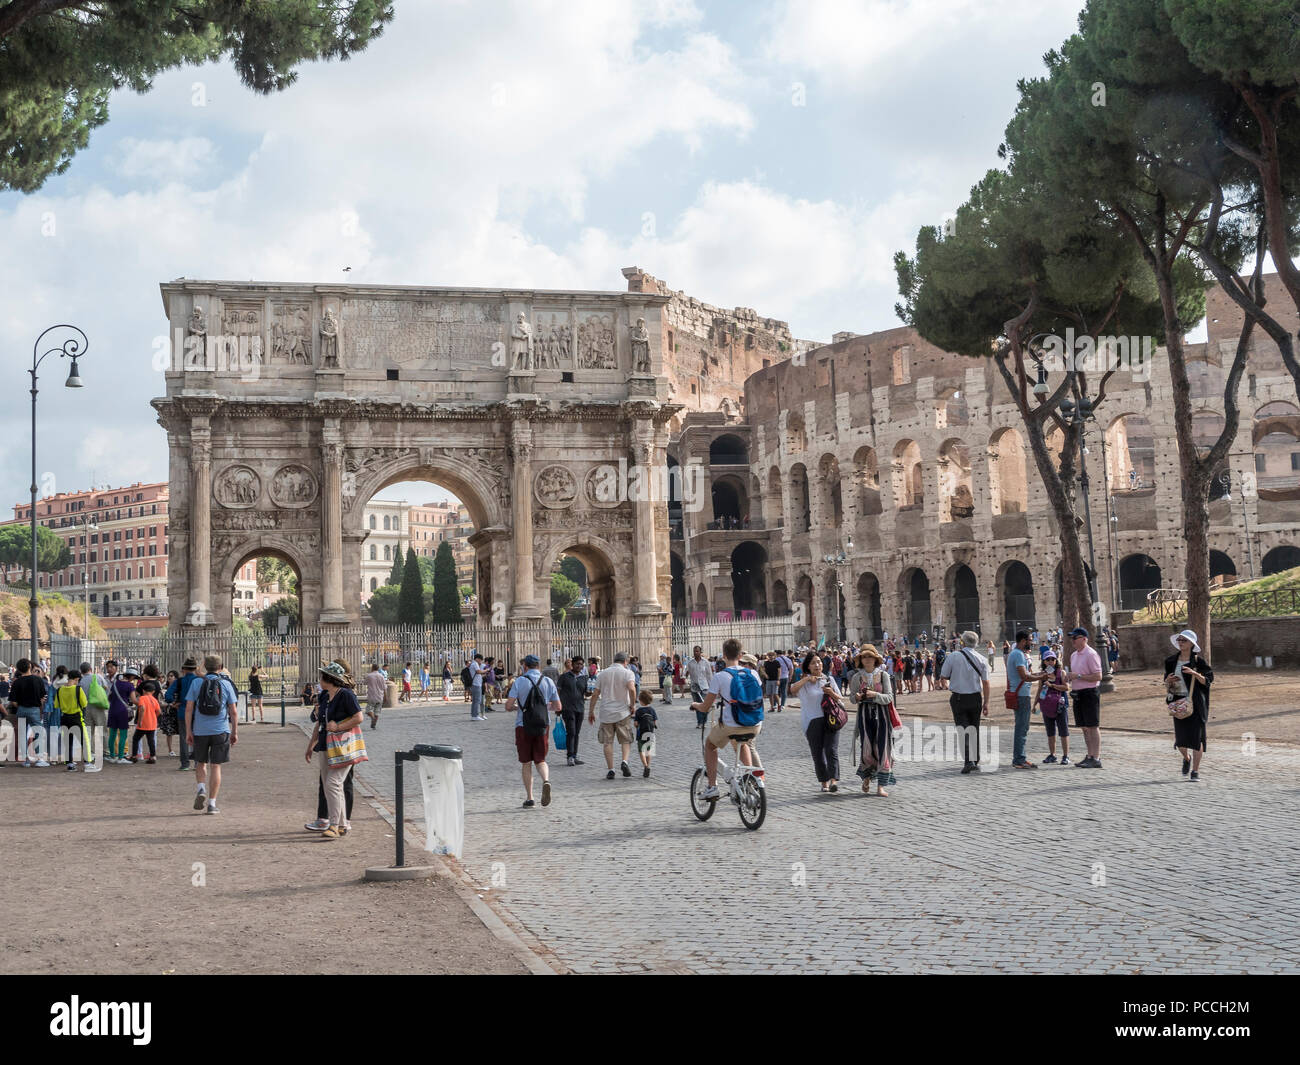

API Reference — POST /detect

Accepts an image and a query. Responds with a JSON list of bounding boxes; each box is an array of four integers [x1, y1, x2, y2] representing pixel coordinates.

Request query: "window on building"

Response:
[[892, 347, 911, 385], [151, 588, 157, 598], [150, 564, 156, 577], [1256, 454, 1267, 472], [369, 544, 377, 560], [369, 515, 376, 529], [113, 530, 121, 540], [370, 577, 377, 592], [1292, 453, 1300, 472], [125, 529, 132, 539]]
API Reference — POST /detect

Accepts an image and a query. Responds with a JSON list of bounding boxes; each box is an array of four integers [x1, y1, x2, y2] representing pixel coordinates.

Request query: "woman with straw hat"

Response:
[[851, 645, 897, 797], [305, 659, 367, 838], [1164, 630, 1213, 782]]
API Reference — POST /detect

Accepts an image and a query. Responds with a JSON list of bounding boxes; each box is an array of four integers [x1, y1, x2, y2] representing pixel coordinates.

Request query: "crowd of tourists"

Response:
[[1, 619, 1211, 836]]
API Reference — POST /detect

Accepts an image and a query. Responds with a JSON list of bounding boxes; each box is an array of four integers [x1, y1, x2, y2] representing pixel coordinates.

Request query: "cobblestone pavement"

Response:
[[321, 694, 1300, 975]]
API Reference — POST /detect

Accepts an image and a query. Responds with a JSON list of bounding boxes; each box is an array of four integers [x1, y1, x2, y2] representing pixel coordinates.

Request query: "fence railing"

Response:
[[1142, 586, 1300, 622]]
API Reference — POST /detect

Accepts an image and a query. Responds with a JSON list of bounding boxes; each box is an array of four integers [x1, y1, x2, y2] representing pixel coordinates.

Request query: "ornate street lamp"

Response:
[[28, 325, 88, 664]]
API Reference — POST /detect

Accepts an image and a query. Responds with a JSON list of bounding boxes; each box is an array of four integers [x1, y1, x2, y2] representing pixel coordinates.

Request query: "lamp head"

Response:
[[64, 359, 83, 388]]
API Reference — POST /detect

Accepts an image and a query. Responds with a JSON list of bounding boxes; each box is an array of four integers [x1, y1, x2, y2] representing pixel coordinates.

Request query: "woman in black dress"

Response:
[[248, 665, 264, 723], [1164, 629, 1213, 781]]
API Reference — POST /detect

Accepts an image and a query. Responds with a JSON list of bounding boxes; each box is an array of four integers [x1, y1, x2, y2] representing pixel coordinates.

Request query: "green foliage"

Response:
[[417, 554, 436, 588], [398, 546, 424, 625], [386, 548, 404, 587], [366, 584, 400, 625], [258, 596, 299, 628], [459, 584, 472, 599], [431, 541, 461, 624], [558, 555, 587, 589], [0, 523, 72, 575], [256, 556, 298, 596], [550, 572, 581, 620], [0, 1, 394, 192]]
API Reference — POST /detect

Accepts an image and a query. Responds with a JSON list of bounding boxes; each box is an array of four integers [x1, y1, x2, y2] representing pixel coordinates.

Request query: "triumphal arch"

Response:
[[153, 279, 677, 648]]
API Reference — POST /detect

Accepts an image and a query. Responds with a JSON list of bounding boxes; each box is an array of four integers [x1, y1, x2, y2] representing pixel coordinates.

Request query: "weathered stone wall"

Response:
[[1117, 618, 1300, 670]]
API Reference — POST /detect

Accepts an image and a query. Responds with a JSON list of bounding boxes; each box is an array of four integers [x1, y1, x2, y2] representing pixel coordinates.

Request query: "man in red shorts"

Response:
[[504, 654, 561, 808]]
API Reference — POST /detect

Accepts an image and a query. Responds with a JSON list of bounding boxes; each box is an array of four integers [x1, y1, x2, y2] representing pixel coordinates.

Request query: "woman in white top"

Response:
[[790, 651, 845, 792]]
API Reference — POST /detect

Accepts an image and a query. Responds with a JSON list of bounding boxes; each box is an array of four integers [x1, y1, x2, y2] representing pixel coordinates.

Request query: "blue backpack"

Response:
[[723, 667, 765, 727]]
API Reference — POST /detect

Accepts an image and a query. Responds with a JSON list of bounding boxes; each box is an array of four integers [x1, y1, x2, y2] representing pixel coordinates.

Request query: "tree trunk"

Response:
[[1022, 415, 1088, 630]]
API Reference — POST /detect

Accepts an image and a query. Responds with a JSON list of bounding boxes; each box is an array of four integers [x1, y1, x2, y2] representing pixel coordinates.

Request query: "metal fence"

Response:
[[1143, 587, 1300, 622], [73, 614, 795, 691]]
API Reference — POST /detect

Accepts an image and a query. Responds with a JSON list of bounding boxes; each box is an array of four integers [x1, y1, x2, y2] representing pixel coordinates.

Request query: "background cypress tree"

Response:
[[387, 547, 404, 586], [431, 540, 461, 624], [398, 546, 424, 625]]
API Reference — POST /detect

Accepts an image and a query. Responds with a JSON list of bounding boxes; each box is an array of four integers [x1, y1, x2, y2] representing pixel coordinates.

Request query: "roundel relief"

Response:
[[270, 464, 319, 508], [214, 465, 260, 509], [534, 464, 577, 509], [585, 464, 622, 508]]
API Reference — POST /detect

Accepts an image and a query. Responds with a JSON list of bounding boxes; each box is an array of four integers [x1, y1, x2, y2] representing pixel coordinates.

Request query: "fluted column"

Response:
[[632, 420, 663, 614], [509, 418, 541, 619], [189, 428, 212, 625], [319, 431, 347, 623]]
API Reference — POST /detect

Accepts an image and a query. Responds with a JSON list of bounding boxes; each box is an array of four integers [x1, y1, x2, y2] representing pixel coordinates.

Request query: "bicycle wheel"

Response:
[[737, 774, 767, 831], [689, 767, 717, 821]]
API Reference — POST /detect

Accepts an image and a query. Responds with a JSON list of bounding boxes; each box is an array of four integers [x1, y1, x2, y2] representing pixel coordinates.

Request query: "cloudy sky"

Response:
[[0, 0, 1087, 509]]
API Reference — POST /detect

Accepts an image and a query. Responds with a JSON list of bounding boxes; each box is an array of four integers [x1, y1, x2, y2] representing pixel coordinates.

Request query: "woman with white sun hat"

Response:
[[1163, 629, 1214, 782]]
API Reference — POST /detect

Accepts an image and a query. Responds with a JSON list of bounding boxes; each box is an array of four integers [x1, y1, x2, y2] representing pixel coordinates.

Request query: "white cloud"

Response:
[[111, 137, 218, 182]]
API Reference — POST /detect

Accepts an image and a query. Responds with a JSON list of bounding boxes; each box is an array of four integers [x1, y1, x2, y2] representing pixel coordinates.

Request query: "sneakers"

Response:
[[522, 799, 535, 808], [1181, 756, 1191, 777], [1076, 756, 1096, 768], [566, 756, 575, 766], [643, 765, 651, 778], [146, 757, 157, 765], [960, 762, 974, 775], [1041, 754, 1058, 764], [573, 759, 584, 766], [305, 819, 330, 832], [620, 761, 631, 777], [1012, 760, 1037, 769], [193, 790, 207, 810], [34, 759, 50, 768], [320, 827, 339, 839], [177, 763, 191, 771], [606, 769, 616, 780], [66, 762, 77, 772], [206, 802, 219, 815], [84, 763, 102, 773], [1189, 770, 1199, 781], [1060, 755, 1071, 765], [701, 784, 720, 800], [541, 780, 552, 807]]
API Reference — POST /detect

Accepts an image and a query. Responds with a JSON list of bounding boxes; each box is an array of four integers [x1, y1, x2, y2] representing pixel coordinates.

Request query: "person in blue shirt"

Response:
[[1007, 631, 1046, 769], [174, 658, 203, 771], [504, 654, 560, 809], [185, 654, 239, 814]]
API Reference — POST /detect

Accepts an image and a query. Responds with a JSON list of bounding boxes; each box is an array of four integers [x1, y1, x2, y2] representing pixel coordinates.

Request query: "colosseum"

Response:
[[626, 267, 1300, 645]]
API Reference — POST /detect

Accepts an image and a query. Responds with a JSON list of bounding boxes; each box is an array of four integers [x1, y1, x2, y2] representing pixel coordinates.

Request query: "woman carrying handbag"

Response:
[[1164, 630, 1213, 782], [852, 645, 898, 797], [306, 660, 368, 839]]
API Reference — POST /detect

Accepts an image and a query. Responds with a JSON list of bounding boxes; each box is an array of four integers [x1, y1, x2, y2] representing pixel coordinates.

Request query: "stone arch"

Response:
[[709, 433, 749, 466], [945, 562, 980, 634], [1209, 549, 1236, 588], [1118, 553, 1162, 610], [935, 383, 969, 428], [853, 445, 881, 517], [794, 572, 815, 638], [670, 550, 687, 617], [215, 537, 312, 628], [1253, 401, 1300, 492], [989, 426, 1028, 514], [786, 412, 806, 453], [892, 439, 923, 509], [998, 559, 1035, 640], [898, 566, 932, 633], [937, 437, 973, 521], [765, 466, 784, 528], [542, 537, 620, 618], [818, 453, 843, 528], [771, 578, 790, 615], [789, 463, 811, 533], [695, 582, 710, 615], [731, 540, 768, 613], [1262, 544, 1300, 576], [1106, 413, 1156, 490], [349, 454, 505, 534], [711, 472, 749, 526], [856, 571, 882, 641]]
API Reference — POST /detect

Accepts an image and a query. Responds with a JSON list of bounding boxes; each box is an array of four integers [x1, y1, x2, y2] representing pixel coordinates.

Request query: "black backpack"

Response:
[[197, 674, 226, 716], [520, 677, 549, 736], [460, 664, 473, 689]]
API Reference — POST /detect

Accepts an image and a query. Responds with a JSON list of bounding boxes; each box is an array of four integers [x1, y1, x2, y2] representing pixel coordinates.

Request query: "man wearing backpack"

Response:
[[588, 651, 637, 779], [691, 637, 763, 801], [505, 654, 560, 808], [185, 654, 239, 814]]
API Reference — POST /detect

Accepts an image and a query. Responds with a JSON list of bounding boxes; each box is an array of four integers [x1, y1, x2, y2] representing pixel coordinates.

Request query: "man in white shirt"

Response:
[[691, 638, 762, 799], [364, 664, 385, 730], [939, 631, 990, 773], [685, 645, 714, 730], [587, 651, 637, 779], [469, 653, 489, 721]]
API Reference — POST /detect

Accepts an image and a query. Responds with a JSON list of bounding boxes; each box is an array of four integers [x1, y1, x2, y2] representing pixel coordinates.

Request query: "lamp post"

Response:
[[1060, 395, 1114, 693], [1216, 468, 1256, 580], [28, 325, 88, 664], [79, 512, 98, 639]]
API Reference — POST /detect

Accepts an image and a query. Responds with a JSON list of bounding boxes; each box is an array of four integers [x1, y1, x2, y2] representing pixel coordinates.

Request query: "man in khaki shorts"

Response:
[[588, 651, 636, 779], [691, 638, 763, 800]]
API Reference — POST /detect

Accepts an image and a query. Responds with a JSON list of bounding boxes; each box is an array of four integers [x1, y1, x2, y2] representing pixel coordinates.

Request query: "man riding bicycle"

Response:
[[690, 638, 763, 800]]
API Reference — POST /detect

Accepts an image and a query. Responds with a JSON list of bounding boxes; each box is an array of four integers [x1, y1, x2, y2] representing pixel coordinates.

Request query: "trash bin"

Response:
[[383, 680, 398, 708], [413, 743, 464, 857]]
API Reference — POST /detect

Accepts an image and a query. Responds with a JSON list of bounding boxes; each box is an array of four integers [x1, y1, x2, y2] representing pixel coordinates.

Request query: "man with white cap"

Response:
[[939, 631, 989, 773], [1065, 627, 1104, 768]]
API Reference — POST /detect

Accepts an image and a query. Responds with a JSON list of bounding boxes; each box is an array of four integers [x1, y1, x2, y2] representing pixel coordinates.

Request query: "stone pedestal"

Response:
[[508, 370, 536, 395], [314, 368, 347, 398], [627, 372, 658, 399]]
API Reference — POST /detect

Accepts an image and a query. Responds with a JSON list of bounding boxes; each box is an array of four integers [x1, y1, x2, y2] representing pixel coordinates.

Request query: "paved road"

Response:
[[325, 691, 1300, 974]]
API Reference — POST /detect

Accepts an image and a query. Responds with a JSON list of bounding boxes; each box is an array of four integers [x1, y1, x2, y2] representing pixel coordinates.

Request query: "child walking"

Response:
[[130, 684, 160, 763], [634, 689, 658, 778]]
